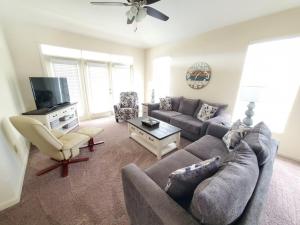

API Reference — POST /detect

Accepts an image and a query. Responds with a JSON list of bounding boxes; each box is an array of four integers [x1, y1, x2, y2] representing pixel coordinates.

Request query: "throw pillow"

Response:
[[159, 97, 172, 111], [190, 141, 259, 225], [165, 156, 221, 200], [222, 120, 250, 151], [197, 103, 218, 121]]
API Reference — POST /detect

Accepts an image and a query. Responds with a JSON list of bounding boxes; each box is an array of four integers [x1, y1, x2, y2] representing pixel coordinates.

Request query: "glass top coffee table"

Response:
[[127, 117, 181, 159]]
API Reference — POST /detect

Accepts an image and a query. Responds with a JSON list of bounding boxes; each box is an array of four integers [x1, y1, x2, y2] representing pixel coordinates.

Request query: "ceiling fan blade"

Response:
[[90, 2, 129, 6], [144, 6, 169, 21], [145, 0, 161, 5], [127, 16, 135, 24]]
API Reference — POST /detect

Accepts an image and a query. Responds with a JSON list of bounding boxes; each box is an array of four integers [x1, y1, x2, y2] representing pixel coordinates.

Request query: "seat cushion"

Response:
[[145, 150, 201, 189], [77, 127, 104, 138], [178, 98, 199, 116], [185, 135, 229, 161], [59, 133, 90, 150], [170, 115, 203, 135], [190, 141, 259, 225], [151, 110, 182, 123]]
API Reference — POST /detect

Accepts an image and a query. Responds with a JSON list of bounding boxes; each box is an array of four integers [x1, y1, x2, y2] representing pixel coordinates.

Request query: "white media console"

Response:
[[22, 103, 79, 134]]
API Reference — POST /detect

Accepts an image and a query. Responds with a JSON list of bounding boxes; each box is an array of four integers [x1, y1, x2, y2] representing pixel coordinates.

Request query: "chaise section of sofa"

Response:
[[122, 123, 278, 225], [148, 97, 230, 141]]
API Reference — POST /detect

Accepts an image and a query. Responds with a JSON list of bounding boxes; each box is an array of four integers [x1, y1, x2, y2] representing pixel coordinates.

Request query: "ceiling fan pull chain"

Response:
[[134, 22, 138, 32]]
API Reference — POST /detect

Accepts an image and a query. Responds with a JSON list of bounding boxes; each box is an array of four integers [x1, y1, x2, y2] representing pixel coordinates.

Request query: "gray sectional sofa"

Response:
[[122, 123, 278, 225], [148, 97, 230, 141]]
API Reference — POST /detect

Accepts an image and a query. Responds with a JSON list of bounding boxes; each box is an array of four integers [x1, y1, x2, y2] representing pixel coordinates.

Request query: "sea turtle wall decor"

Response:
[[186, 62, 211, 89]]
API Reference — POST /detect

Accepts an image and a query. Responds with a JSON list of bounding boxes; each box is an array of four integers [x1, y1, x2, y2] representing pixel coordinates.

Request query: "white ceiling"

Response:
[[1, 0, 300, 48]]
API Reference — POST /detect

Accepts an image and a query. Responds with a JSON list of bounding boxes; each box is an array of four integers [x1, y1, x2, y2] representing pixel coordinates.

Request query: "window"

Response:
[[50, 59, 85, 116], [42, 44, 135, 119], [86, 62, 111, 114], [111, 64, 132, 104], [233, 37, 300, 133], [153, 57, 171, 101]]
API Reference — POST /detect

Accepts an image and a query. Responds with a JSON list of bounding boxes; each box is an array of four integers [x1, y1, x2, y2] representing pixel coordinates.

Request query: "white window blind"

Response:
[[233, 37, 300, 133], [51, 59, 84, 116], [111, 64, 132, 104]]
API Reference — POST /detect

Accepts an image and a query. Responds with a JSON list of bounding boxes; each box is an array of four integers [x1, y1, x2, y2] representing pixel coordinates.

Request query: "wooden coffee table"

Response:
[[127, 117, 181, 159]]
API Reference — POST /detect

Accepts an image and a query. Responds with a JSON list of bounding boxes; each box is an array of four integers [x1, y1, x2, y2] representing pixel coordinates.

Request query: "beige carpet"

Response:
[[0, 117, 299, 225]]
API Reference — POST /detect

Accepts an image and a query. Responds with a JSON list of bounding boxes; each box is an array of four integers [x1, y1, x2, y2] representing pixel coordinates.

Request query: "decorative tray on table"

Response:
[[141, 117, 160, 128]]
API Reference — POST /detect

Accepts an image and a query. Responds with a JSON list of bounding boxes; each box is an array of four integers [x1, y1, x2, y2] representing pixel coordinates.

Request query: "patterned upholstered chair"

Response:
[[114, 92, 139, 122]]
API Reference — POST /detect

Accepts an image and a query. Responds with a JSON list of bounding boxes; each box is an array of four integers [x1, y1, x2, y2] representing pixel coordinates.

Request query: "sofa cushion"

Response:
[[244, 122, 272, 166], [170, 115, 203, 135], [169, 96, 182, 111], [151, 110, 182, 123], [165, 156, 221, 200], [178, 98, 199, 116], [145, 150, 201, 189], [249, 121, 272, 138], [185, 135, 229, 161], [190, 141, 259, 225]]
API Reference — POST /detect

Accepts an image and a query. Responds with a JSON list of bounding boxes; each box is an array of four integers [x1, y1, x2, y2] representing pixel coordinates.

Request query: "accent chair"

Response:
[[114, 92, 139, 122], [10, 116, 90, 177]]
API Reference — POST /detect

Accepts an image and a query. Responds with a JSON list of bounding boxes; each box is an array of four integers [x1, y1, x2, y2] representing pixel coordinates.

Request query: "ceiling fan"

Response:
[[90, 0, 169, 25]]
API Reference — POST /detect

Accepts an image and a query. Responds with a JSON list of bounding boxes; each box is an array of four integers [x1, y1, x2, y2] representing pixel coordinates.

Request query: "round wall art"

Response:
[[186, 62, 211, 89]]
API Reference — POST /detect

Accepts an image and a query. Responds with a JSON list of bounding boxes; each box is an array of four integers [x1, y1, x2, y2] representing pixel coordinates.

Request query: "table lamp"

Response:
[[240, 86, 263, 127], [148, 81, 155, 103]]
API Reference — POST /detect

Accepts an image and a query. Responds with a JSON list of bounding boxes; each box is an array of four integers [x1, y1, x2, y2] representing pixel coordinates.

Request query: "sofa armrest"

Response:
[[147, 103, 160, 116], [200, 113, 231, 136], [206, 123, 230, 139], [122, 164, 199, 225]]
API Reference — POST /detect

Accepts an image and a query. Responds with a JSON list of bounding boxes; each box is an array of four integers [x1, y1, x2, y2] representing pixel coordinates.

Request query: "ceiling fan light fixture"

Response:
[[136, 7, 147, 22]]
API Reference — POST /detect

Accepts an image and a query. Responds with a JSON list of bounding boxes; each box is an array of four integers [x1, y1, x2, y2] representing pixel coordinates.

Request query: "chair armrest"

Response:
[[200, 112, 231, 136], [122, 164, 199, 225], [147, 103, 160, 116], [206, 123, 230, 139], [113, 103, 121, 114]]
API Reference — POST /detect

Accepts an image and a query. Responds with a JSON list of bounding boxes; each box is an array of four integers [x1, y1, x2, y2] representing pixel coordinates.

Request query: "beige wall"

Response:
[[145, 7, 300, 162], [2, 20, 145, 111], [0, 25, 29, 210]]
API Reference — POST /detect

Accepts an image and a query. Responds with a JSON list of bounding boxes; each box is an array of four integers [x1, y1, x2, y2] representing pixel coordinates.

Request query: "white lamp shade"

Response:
[[239, 86, 263, 102]]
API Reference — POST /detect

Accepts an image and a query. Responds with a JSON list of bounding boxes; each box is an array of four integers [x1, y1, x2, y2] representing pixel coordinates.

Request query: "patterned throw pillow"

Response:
[[159, 97, 172, 111], [223, 120, 250, 151], [197, 103, 218, 121], [165, 156, 221, 200]]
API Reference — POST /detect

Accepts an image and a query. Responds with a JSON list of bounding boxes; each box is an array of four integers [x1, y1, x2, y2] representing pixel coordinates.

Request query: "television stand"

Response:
[[22, 103, 79, 134]]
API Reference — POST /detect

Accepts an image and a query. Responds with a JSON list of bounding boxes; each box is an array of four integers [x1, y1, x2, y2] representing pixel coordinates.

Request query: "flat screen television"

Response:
[[30, 77, 70, 110]]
